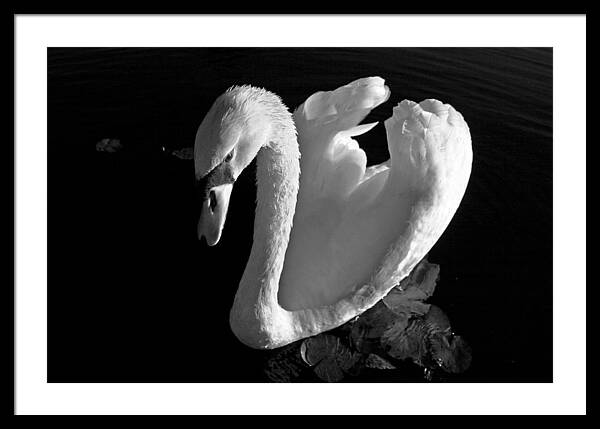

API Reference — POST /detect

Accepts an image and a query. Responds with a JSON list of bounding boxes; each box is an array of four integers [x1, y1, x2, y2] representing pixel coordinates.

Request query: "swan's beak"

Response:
[[198, 183, 233, 246]]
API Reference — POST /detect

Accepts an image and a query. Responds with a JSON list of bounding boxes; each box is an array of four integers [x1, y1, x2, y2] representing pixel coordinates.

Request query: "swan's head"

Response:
[[194, 86, 274, 246]]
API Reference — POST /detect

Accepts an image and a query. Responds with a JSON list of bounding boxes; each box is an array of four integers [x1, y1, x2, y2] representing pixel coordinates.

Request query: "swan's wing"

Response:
[[292, 77, 391, 203], [281, 78, 472, 322]]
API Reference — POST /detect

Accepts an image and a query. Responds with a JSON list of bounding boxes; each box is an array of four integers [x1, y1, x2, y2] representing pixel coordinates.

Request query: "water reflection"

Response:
[[264, 258, 472, 382]]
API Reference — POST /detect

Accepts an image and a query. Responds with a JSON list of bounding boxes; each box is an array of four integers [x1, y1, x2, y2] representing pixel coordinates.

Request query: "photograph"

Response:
[[47, 46, 553, 383], [14, 14, 586, 415]]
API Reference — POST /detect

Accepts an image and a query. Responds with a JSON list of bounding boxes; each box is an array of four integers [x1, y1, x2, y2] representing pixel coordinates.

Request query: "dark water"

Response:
[[47, 48, 552, 382]]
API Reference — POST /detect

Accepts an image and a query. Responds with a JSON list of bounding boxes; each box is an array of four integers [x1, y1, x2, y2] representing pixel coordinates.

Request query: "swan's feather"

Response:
[[292, 77, 390, 203], [278, 77, 472, 315]]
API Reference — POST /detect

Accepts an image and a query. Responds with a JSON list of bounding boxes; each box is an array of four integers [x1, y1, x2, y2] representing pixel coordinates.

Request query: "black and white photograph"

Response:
[[14, 14, 586, 415]]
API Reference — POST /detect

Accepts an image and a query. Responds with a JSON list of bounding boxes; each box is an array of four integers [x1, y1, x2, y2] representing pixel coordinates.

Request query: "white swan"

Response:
[[194, 77, 472, 349]]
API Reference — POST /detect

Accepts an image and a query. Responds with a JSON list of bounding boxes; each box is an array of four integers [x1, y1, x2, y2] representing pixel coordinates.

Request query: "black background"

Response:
[[47, 47, 553, 382]]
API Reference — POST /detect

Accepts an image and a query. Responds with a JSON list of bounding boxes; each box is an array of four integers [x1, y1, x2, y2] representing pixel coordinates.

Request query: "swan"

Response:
[[194, 77, 472, 349]]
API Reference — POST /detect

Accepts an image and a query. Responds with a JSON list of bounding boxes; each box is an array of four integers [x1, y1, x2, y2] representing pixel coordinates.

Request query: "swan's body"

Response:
[[194, 77, 472, 349]]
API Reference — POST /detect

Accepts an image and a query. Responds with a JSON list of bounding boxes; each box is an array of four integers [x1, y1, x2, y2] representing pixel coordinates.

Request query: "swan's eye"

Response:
[[225, 150, 234, 163]]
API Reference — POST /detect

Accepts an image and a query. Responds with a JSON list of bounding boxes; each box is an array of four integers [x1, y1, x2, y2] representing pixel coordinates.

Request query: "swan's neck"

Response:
[[230, 125, 300, 347]]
